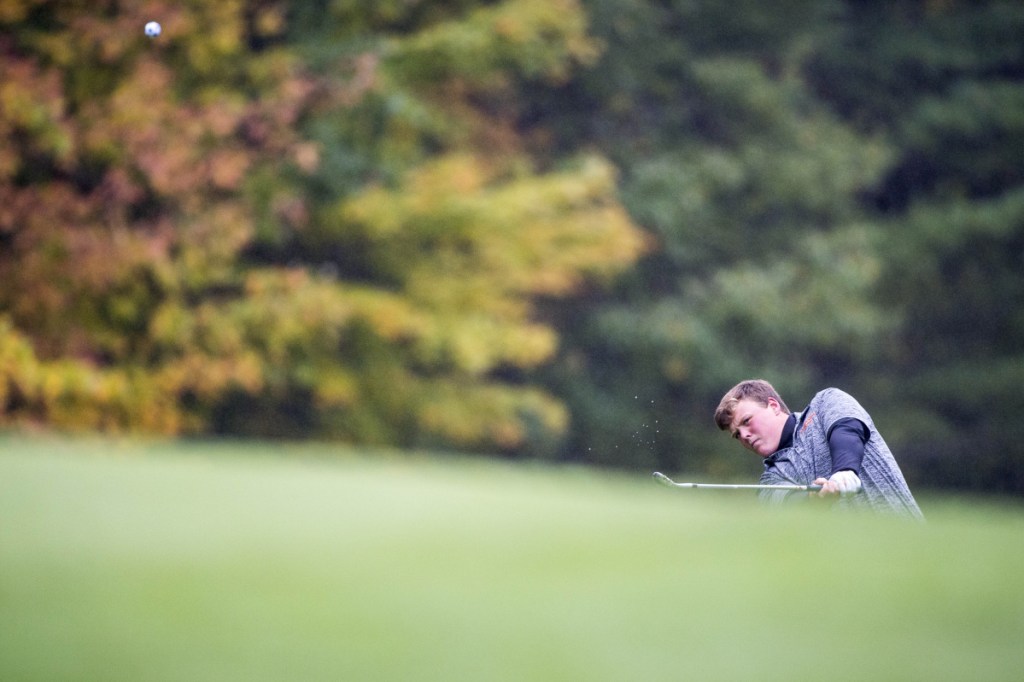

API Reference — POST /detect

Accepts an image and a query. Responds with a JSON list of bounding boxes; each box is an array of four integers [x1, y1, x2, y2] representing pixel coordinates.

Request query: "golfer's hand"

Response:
[[812, 471, 862, 497]]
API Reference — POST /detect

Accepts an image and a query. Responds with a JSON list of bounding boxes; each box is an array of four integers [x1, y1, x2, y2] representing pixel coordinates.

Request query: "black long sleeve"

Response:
[[827, 417, 869, 475]]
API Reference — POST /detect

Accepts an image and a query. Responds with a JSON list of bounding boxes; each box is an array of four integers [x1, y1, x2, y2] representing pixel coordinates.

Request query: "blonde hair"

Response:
[[714, 379, 790, 431]]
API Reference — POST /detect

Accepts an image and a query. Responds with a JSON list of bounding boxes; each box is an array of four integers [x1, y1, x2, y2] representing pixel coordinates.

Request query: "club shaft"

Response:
[[652, 472, 822, 492]]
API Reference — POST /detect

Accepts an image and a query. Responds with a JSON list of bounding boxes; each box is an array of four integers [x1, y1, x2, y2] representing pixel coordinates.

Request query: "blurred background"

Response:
[[2, 0, 1023, 496]]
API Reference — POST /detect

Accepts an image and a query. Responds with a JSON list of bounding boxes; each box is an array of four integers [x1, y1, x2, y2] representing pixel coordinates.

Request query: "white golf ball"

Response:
[[144, 21, 161, 37]]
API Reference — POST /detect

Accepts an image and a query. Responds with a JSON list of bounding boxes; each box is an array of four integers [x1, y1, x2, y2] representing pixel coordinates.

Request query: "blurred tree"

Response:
[[5, 0, 1023, 496], [0, 0, 647, 454], [254, 0, 646, 452], [870, 190, 1024, 493], [531, 0, 1024, 495], [528, 0, 895, 476], [804, 1, 1024, 494], [1, 0, 319, 432]]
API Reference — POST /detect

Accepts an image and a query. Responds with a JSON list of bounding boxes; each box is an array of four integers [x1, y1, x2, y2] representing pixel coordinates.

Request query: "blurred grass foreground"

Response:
[[2, 437, 1023, 682]]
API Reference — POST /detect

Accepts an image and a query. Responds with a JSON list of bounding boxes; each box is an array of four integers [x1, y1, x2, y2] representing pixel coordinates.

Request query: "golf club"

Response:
[[652, 471, 823, 492]]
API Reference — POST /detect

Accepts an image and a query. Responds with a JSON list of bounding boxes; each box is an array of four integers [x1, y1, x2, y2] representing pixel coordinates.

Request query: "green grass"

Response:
[[2, 436, 1023, 681]]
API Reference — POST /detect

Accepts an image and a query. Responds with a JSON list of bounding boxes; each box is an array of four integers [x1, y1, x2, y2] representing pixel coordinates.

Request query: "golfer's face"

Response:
[[729, 398, 783, 457]]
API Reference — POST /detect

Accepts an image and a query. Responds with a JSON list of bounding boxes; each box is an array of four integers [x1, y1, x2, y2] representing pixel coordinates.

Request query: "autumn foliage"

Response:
[[0, 0, 646, 452], [7, 1, 1024, 496]]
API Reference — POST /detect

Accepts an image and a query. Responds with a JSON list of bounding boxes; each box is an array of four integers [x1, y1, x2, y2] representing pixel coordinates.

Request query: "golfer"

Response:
[[714, 379, 923, 519]]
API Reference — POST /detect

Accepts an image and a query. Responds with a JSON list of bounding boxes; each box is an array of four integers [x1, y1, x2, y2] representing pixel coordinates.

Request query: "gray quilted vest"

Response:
[[760, 388, 923, 519]]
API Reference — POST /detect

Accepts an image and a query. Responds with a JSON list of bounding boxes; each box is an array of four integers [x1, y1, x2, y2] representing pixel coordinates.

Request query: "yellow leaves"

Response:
[[417, 381, 568, 450], [345, 152, 647, 295], [240, 269, 357, 345], [156, 351, 265, 400], [412, 153, 490, 199], [452, 319, 556, 372], [294, 147, 641, 444], [489, 0, 602, 80], [340, 288, 429, 342], [388, 0, 601, 88], [417, 316, 558, 376], [343, 153, 488, 236], [415, 378, 569, 448], [148, 301, 195, 350], [180, 0, 246, 74], [475, 156, 650, 296], [338, 152, 646, 377], [147, 269, 369, 420], [0, 317, 185, 434], [311, 367, 358, 410], [148, 269, 367, 416], [0, 318, 37, 412]]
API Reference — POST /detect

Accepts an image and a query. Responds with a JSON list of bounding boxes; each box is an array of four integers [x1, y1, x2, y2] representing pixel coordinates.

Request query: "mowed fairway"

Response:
[[2, 437, 1023, 681]]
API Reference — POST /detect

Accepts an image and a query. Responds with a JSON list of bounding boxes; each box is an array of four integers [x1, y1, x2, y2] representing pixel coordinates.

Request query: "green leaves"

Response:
[[539, 0, 1024, 484]]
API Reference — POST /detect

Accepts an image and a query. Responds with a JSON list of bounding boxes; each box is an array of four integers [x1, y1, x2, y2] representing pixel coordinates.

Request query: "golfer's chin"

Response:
[[751, 440, 777, 458]]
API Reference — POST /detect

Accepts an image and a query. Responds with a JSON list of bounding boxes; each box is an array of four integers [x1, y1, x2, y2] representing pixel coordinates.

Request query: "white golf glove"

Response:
[[829, 470, 862, 495]]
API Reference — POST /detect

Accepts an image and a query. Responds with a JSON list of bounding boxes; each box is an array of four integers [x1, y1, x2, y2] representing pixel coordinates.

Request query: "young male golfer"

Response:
[[715, 379, 923, 519]]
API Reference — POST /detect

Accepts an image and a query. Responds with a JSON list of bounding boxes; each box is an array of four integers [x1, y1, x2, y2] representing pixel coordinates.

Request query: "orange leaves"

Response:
[[0, 178, 172, 359], [82, 58, 257, 198], [0, 52, 72, 174], [0, 1, 326, 435], [1, 1, 643, 452]]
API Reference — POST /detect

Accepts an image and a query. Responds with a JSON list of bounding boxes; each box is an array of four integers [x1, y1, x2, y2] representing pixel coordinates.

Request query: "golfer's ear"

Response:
[[766, 397, 780, 413]]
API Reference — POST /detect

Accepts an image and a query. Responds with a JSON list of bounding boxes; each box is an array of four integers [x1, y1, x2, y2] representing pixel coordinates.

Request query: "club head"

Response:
[[652, 472, 676, 487]]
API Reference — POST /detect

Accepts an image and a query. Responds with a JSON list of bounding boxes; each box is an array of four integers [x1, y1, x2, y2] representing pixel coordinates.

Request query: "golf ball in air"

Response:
[[144, 21, 161, 37]]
